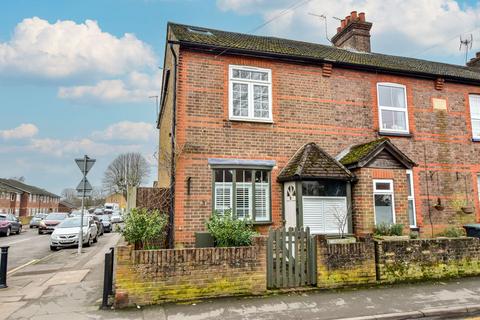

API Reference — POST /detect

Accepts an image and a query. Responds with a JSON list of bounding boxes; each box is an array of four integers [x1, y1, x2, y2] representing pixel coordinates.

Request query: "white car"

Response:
[[50, 216, 98, 251], [111, 211, 123, 223]]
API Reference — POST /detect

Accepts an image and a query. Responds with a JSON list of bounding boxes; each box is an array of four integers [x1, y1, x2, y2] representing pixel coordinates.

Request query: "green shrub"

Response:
[[122, 208, 168, 249], [374, 223, 404, 236], [437, 226, 465, 238], [206, 210, 257, 247]]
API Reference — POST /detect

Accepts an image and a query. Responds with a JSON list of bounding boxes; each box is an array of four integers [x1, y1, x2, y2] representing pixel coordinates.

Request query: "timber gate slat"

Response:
[[266, 227, 316, 289]]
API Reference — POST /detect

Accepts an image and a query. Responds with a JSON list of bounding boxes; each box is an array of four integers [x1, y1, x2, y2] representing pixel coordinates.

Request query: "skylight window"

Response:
[[187, 27, 213, 36]]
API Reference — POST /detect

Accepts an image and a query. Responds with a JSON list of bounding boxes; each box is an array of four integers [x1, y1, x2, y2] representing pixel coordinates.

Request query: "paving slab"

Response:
[[0, 301, 27, 320], [43, 269, 89, 286]]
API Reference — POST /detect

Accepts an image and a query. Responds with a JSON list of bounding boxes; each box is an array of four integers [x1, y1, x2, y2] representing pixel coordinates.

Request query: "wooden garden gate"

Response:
[[267, 227, 317, 289]]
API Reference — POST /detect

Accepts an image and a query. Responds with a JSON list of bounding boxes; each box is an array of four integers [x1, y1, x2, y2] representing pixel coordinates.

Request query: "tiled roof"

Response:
[[0, 178, 59, 197], [0, 182, 21, 194], [338, 138, 415, 168], [277, 143, 354, 182], [59, 200, 77, 209], [169, 23, 480, 83]]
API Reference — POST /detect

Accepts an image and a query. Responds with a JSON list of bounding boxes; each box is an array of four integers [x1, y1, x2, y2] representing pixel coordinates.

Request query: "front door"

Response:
[[284, 182, 296, 229]]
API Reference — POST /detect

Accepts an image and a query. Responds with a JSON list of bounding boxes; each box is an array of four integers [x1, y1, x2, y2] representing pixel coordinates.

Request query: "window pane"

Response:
[[236, 183, 252, 218], [375, 182, 391, 191], [391, 87, 405, 108], [470, 95, 480, 118], [406, 173, 412, 197], [393, 111, 406, 130], [473, 120, 480, 138], [375, 194, 394, 225], [302, 181, 346, 196], [253, 85, 269, 118], [215, 169, 233, 182], [378, 86, 392, 107], [381, 110, 406, 131], [255, 182, 269, 221], [215, 184, 232, 213], [408, 199, 415, 226], [237, 169, 252, 183], [251, 71, 268, 81], [232, 83, 248, 117]]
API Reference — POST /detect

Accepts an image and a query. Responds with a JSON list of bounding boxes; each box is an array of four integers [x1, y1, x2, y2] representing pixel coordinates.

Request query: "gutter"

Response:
[[168, 40, 480, 86], [168, 43, 178, 249]]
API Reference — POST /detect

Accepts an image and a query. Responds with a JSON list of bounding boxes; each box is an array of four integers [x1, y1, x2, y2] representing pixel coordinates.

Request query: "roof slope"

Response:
[[338, 138, 416, 169], [278, 143, 354, 182], [0, 182, 21, 193], [169, 23, 480, 83], [0, 178, 59, 197]]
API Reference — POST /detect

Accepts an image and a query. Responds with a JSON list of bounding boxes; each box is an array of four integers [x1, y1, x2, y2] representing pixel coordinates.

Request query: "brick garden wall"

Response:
[[376, 237, 480, 283], [115, 236, 267, 307], [316, 236, 377, 288]]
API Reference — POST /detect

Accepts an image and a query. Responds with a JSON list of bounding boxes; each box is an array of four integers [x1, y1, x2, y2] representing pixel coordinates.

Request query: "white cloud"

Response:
[[91, 121, 156, 141], [0, 123, 38, 140], [217, 0, 480, 61], [57, 70, 162, 104], [0, 17, 156, 80], [28, 138, 141, 157]]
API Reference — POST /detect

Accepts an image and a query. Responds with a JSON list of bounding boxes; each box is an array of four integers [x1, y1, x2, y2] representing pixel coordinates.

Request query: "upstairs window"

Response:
[[213, 168, 271, 223], [377, 83, 409, 134], [229, 65, 272, 122], [469, 94, 480, 139]]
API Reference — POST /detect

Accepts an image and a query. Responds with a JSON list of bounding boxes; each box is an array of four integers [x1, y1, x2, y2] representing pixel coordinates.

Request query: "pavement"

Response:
[[2, 228, 480, 319]]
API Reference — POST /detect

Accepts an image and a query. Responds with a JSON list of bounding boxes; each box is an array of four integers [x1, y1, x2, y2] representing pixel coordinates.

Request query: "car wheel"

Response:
[[50, 246, 58, 251], [29, 225, 33, 229], [93, 233, 98, 243], [85, 235, 92, 247], [38, 229, 43, 235], [6, 228, 11, 237], [16, 225, 22, 235]]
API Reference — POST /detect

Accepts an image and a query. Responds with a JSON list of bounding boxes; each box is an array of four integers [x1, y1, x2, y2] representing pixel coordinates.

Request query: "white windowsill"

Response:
[[229, 117, 274, 124]]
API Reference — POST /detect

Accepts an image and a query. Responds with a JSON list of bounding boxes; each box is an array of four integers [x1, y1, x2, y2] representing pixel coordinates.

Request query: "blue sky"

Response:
[[1, 0, 480, 195]]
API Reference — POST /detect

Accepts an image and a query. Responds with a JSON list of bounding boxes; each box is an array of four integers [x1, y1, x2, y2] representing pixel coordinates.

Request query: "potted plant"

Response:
[[327, 205, 356, 244], [374, 223, 408, 241]]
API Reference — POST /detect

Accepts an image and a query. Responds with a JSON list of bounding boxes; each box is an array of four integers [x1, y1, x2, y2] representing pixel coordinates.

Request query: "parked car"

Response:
[[38, 212, 69, 234], [50, 216, 98, 251], [29, 214, 47, 228], [85, 214, 103, 236], [111, 211, 123, 223], [99, 214, 112, 233], [0, 213, 22, 236], [93, 208, 104, 215], [70, 210, 88, 217]]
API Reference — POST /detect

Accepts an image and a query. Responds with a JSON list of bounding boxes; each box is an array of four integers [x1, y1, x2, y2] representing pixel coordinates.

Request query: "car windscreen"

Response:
[[0, 215, 6, 220], [45, 213, 66, 220], [100, 215, 111, 221], [58, 218, 88, 228]]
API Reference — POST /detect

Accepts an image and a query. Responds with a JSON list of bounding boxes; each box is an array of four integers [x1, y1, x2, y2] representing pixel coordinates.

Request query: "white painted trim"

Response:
[[372, 179, 396, 225], [406, 170, 417, 228], [377, 82, 409, 134], [229, 65, 273, 122], [469, 94, 480, 139]]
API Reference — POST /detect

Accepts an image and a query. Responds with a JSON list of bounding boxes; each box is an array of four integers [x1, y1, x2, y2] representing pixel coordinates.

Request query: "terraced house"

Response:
[[157, 11, 480, 247]]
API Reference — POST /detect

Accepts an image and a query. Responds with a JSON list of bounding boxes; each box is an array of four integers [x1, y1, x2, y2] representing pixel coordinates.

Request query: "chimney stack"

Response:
[[331, 11, 373, 53], [467, 52, 480, 69]]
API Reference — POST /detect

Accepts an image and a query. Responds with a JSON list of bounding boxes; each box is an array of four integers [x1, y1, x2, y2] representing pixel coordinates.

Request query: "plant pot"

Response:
[[461, 207, 474, 214], [434, 204, 445, 211]]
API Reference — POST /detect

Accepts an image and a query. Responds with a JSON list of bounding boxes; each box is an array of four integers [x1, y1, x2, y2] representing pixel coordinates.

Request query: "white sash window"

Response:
[[377, 83, 409, 134]]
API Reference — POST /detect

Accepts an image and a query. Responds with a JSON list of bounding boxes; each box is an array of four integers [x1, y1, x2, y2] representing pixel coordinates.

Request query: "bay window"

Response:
[[373, 179, 395, 225], [229, 65, 272, 122], [377, 83, 409, 134], [213, 168, 271, 222], [469, 94, 480, 139]]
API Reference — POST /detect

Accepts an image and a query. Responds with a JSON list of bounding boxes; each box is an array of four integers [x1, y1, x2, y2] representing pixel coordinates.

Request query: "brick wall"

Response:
[[163, 48, 480, 247], [375, 238, 480, 283], [316, 236, 376, 288], [115, 236, 267, 307], [352, 168, 409, 234]]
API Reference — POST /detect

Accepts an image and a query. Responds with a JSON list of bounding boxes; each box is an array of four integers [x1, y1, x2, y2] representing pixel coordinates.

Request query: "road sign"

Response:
[[75, 157, 96, 175], [76, 177, 93, 193]]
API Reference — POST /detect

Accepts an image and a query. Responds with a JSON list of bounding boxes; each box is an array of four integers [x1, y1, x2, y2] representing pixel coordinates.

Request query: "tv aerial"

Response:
[[460, 34, 473, 63]]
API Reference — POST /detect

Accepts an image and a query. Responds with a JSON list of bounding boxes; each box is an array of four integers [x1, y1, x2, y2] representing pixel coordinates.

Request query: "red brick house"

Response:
[[0, 179, 60, 217], [157, 11, 480, 247], [0, 182, 21, 215]]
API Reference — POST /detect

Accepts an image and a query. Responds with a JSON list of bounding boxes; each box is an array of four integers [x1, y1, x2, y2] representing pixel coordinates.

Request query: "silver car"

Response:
[[29, 214, 47, 228], [50, 216, 98, 251]]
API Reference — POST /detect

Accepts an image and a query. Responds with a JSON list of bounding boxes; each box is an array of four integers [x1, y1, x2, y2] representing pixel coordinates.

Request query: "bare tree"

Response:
[[332, 205, 351, 239], [103, 152, 150, 199], [61, 188, 78, 201], [10, 176, 25, 182]]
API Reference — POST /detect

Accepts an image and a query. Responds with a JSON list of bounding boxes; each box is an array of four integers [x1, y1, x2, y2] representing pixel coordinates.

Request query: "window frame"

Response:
[[469, 94, 480, 140], [228, 65, 273, 123], [372, 179, 396, 225], [377, 82, 409, 134], [211, 167, 272, 224], [406, 170, 417, 228]]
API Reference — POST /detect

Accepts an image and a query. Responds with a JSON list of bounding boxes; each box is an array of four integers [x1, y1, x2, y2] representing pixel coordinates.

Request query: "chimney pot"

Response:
[[337, 27, 341, 33], [359, 12, 365, 22], [476, 52, 480, 58], [332, 10, 372, 53], [341, 19, 346, 28], [345, 15, 350, 23], [351, 11, 357, 19]]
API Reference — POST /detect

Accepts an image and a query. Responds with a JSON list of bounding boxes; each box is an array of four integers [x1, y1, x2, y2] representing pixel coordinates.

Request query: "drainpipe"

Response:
[[168, 43, 178, 249]]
